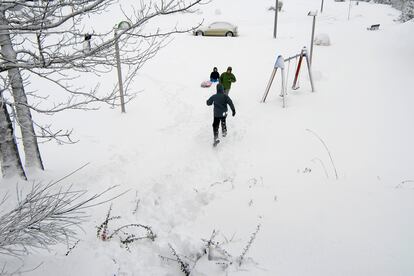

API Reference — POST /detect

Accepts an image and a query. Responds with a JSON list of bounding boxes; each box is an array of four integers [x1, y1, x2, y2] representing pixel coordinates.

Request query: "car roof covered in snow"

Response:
[[209, 21, 235, 27]]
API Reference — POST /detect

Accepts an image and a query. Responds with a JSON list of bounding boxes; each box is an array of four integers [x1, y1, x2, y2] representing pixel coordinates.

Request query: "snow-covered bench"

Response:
[[367, 24, 380, 31]]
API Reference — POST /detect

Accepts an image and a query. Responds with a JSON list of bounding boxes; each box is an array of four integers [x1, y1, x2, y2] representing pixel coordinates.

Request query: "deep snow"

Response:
[[1, 0, 414, 275]]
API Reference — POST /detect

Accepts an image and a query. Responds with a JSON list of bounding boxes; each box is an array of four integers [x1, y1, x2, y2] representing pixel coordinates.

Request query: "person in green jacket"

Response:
[[219, 66, 236, 95]]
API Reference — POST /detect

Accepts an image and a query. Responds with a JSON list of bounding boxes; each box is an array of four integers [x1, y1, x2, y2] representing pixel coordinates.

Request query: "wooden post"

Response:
[[273, 0, 278, 38], [304, 49, 315, 92], [281, 67, 286, 108], [308, 12, 317, 65], [114, 30, 126, 113], [262, 68, 278, 103], [262, 55, 285, 105], [114, 21, 131, 113]]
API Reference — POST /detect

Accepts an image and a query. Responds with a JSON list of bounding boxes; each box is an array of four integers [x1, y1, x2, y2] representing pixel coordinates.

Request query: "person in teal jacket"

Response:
[[219, 66, 236, 95], [207, 83, 236, 146]]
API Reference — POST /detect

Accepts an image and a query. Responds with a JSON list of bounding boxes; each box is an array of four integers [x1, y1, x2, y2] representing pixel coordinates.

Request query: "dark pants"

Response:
[[213, 116, 227, 140]]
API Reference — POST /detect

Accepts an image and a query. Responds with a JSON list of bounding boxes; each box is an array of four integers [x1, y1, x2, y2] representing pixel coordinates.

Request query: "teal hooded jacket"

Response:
[[207, 84, 236, 118]]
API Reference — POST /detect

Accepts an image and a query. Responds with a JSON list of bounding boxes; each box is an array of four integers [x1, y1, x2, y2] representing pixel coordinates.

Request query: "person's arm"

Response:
[[219, 73, 224, 83], [231, 73, 236, 83], [207, 95, 214, 106], [226, 96, 236, 116]]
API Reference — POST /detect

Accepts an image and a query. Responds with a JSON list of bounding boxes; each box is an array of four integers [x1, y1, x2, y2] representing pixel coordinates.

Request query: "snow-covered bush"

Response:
[[326, 0, 413, 22], [391, 0, 406, 9], [314, 33, 331, 46], [96, 204, 156, 251], [362, 0, 414, 22], [363, 0, 393, 3], [162, 226, 261, 275], [0, 175, 120, 257], [399, 0, 414, 22], [377, 0, 392, 3]]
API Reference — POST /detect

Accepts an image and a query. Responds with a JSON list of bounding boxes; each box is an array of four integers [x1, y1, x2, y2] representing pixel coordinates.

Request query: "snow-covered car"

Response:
[[193, 22, 238, 37]]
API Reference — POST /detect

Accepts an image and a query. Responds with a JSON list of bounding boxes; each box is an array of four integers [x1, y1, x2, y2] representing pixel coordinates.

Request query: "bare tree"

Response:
[[0, 85, 26, 179], [0, 0, 205, 177], [0, 9, 44, 171]]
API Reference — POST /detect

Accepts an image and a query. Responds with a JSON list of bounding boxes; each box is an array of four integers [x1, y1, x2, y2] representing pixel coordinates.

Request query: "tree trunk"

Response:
[[0, 97, 27, 179], [6, 67, 45, 170], [0, 12, 44, 171]]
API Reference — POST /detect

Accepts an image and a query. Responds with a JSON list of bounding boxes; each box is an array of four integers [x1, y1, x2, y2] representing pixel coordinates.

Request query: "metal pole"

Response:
[[284, 53, 301, 62], [281, 67, 286, 108], [305, 51, 315, 92], [348, 0, 352, 20], [310, 16, 316, 65], [262, 68, 277, 103], [273, 0, 278, 38], [114, 30, 126, 113], [321, 0, 324, 13]]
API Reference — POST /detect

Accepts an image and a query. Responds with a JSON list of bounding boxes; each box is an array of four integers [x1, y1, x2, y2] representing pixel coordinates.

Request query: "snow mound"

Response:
[[314, 33, 331, 46]]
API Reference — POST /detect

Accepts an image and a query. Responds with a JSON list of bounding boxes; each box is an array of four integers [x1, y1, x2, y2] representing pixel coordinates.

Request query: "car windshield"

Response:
[[209, 22, 232, 29]]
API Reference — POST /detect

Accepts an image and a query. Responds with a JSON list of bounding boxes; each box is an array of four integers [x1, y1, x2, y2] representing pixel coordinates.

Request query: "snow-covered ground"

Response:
[[2, 0, 414, 275]]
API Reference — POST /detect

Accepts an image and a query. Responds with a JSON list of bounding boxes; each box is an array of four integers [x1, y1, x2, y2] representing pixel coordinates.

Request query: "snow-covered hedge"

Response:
[[399, 0, 414, 22], [359, 0, 414, 22]]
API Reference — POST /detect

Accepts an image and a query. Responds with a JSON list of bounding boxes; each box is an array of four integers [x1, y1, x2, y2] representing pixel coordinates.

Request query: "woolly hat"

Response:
[[216, 83, 224, 94]]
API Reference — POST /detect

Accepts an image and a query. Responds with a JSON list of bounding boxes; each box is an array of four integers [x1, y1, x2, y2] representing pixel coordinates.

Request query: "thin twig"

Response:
[[306, 129, 339, 180], [311, 157, 329, 179]]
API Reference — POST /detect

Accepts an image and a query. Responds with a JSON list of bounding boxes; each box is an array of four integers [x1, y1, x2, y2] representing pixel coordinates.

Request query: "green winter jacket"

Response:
[[219, 72, 236, 90]]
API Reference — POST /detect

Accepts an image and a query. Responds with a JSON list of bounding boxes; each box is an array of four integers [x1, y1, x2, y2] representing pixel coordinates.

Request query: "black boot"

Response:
[[213, 118, 221, 146], [221, 117, 227, 137], [213, 132, 220, 146]]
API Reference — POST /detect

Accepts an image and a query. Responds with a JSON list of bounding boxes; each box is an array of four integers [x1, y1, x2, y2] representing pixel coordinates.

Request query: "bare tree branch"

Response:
[[0, 163, 129, 257]]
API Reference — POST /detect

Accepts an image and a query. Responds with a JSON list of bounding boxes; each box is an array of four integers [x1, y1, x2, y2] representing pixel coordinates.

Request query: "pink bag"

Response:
[[201, 80, 212, 88]]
